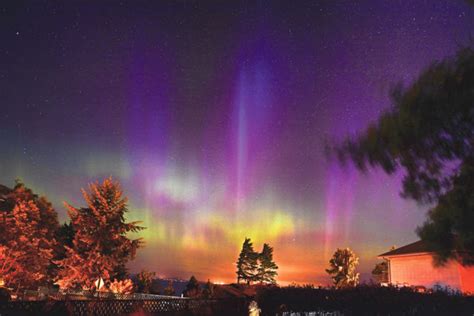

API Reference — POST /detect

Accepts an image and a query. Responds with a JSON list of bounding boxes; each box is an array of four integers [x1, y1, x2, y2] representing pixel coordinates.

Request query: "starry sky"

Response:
[[1, 0, 473, 285]]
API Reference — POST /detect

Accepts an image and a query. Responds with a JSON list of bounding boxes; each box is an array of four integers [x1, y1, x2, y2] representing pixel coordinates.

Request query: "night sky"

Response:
[[1, 0, 473, 284]]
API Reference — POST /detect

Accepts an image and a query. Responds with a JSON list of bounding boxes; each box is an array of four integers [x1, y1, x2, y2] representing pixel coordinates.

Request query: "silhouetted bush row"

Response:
[[256, 285, 474, 316]]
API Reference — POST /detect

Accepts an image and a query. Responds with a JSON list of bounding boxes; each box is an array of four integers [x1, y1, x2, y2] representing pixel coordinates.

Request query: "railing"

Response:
[[53, 289, 182, 301]]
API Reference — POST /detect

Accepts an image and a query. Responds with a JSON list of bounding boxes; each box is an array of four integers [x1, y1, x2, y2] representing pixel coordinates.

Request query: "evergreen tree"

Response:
[[184, 275, 200, 297], [236, 238, 258, 284], [55, 178, 144, 290], [326, 248, 360, 289], [54, 222, 74, 262], [149, 280, 162, 294], [163, 280, 175, 296], [202, 279, 214, 299], [372, 261, 388, 284], [333, 47, 474, 264], [136, 269, 155, 293], [372, 246, 393, 284], [0, 182, 59, 290], [56, 222, 74, 247], [257, 243, 278, 284]]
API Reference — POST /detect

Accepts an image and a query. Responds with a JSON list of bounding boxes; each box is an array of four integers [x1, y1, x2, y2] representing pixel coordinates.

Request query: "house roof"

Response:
[[378, 240, 434, 258]]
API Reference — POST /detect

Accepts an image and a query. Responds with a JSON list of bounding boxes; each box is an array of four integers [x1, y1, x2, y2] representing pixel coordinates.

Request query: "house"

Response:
[[378, 240, 474, 293]]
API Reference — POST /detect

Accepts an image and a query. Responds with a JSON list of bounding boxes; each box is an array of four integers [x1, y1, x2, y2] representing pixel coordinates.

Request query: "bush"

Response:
[[0, 287, 11, 302], [256, 284, 474, 315]]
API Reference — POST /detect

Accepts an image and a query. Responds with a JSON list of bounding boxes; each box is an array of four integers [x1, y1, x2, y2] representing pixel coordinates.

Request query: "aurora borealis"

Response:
[[1, 1, 474, 285]]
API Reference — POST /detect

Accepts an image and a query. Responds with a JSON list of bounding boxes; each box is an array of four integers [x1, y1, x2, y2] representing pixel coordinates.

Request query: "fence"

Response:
[[0, 298, 249, 316], [50, 289, 181, 301]]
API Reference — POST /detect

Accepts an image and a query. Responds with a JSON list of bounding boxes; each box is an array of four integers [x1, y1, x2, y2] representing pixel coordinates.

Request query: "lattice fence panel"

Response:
[[0, 298, 248, 316]]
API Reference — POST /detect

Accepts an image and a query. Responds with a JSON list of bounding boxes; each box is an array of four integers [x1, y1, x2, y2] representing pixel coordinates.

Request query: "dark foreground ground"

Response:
[[1, 285, 473, 315], [0, 298, 248, 316], [256, 285, 474, 316]]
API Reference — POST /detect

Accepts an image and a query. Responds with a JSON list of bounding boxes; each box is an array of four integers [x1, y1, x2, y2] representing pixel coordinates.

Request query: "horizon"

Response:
[[1, 0, 473, 286]]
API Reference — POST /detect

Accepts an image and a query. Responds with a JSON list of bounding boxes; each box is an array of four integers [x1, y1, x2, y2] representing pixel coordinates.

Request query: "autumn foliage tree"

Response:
[[108, 279, 134, 294], [0, 182, 59, 290], [326, 248, 360, 289], [55, 178, 143, 290]]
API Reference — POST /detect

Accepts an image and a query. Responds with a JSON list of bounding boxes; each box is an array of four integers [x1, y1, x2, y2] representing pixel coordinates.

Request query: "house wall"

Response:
[[458, 264, 474, 293], [389, 254, 462, 290]]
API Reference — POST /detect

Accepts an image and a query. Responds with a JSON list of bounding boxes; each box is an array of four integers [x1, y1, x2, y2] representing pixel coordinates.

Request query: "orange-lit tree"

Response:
[[326, 248, 360, 289], [0, 182, 59, 290], [108, 279, 134, 294], [55, 178, 143, 290]]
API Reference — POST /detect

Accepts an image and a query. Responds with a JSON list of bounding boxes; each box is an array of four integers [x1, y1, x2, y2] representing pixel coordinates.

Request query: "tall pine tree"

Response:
[[202, 279, 214, 299], [55, 178, 143, 290], [257, 243, 278, 284], [236, 238, 258, 284], [184, 275, 200, 297]]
